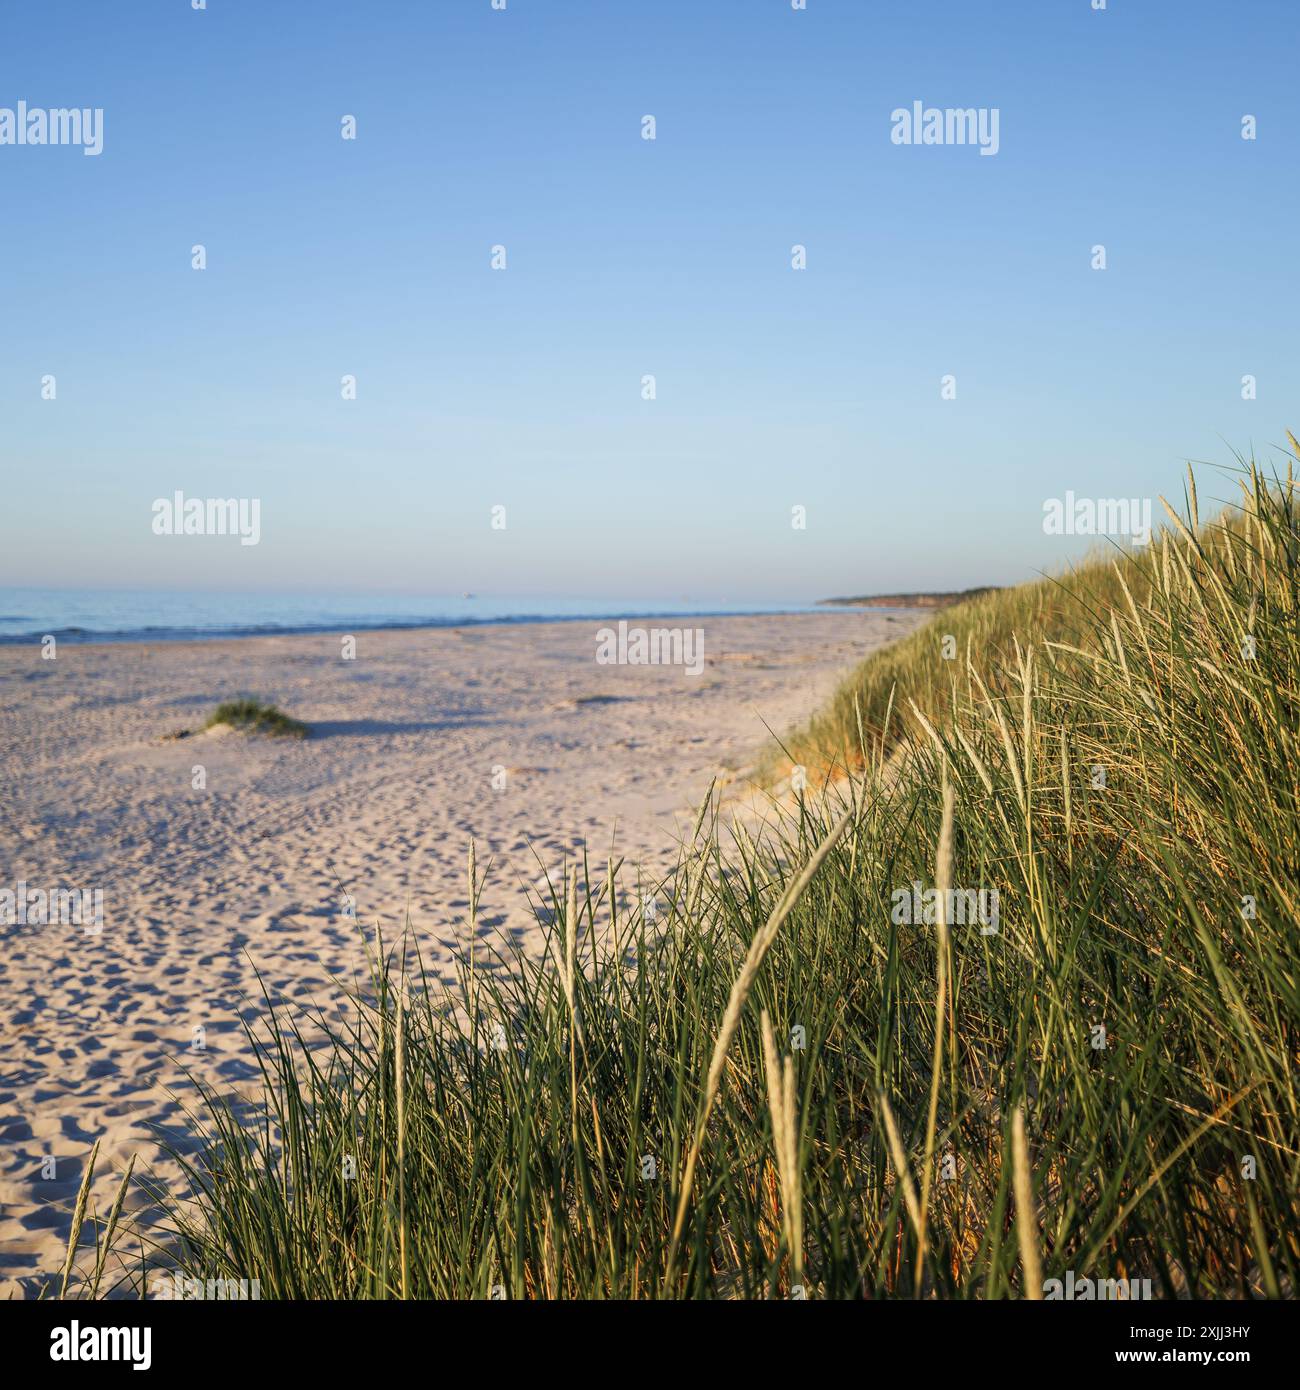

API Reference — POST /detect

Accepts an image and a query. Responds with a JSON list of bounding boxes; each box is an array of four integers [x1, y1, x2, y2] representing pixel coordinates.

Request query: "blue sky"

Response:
[[1, 0, 1297, 601]]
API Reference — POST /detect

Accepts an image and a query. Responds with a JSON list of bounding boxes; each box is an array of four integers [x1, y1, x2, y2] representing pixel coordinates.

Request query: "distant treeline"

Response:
[[819, 586, 1001, 610]]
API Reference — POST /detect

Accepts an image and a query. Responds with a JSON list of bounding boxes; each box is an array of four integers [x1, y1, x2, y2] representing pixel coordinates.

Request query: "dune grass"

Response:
[[96, 452, 1298, 1300], [204, 698, 307, 738]]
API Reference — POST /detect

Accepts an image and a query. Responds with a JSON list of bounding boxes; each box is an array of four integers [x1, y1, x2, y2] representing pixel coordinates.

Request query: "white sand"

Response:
[[0, 609, 923, 1295]]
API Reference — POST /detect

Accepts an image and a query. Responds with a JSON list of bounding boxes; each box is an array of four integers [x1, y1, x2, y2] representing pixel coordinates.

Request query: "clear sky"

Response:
[[1, 0, 1297, 601]]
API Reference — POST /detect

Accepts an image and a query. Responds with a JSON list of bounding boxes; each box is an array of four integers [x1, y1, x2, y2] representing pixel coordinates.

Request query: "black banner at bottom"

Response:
[[0, 1296, 1286, 1378]]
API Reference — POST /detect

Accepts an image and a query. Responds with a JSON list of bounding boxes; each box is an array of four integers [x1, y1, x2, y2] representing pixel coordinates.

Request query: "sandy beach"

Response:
[[0, 608, 922, 1295]]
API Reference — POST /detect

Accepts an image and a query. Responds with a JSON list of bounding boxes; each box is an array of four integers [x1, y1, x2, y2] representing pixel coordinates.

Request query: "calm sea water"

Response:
[[0, 589, 826, 645]]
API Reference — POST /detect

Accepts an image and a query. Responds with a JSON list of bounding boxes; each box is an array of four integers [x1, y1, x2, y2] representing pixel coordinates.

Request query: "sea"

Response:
[[0, 589, 829, 646]]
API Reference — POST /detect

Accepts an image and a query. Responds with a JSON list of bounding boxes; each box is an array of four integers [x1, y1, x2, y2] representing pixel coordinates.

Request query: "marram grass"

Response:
[[69, 453, 1298, 1299], [204, 698, 307, 738]]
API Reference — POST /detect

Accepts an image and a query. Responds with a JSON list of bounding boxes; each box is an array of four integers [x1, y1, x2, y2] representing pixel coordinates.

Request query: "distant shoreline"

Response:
[[0, 597, 947, 649], [819, 587, 999, 611]]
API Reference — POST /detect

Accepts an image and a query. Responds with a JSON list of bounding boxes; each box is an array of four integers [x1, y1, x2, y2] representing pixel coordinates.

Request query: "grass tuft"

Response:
[[204, 698, 308, 738]]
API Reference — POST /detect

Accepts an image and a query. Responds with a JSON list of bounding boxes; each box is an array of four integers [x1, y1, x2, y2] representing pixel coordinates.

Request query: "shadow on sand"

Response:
[[307, 716, 504, 738]]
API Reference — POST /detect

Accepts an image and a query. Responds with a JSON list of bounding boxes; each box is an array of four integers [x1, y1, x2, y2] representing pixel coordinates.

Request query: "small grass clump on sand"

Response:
[[89, 448, 1297, 1301], [204, 698, 307, 738]]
